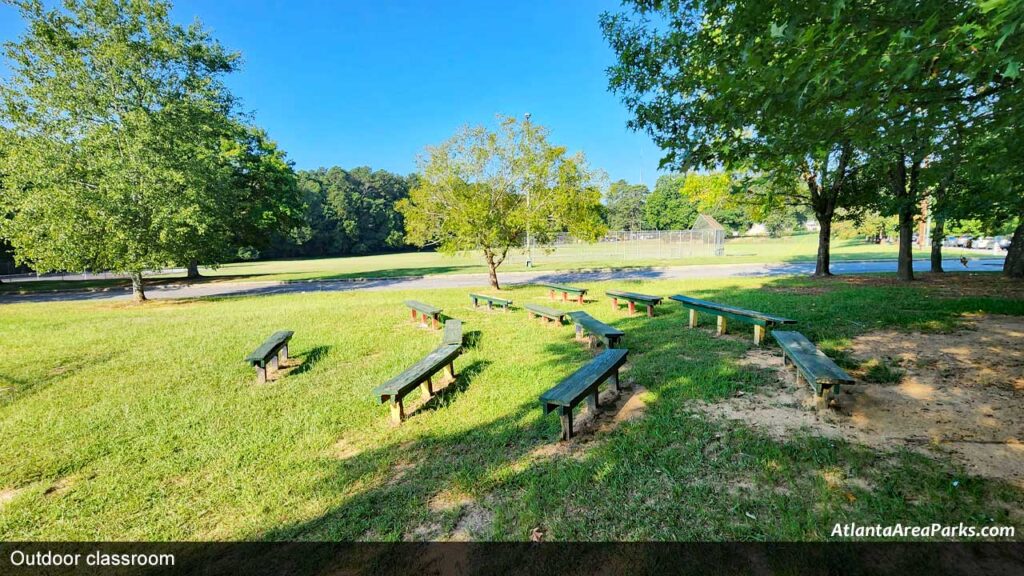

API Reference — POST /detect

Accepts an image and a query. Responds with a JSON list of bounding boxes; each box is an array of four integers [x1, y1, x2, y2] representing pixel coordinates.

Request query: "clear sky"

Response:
[[0, 0, 665, 185]]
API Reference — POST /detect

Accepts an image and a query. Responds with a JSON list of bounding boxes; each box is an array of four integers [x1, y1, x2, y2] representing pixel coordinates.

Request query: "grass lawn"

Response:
[[0, 234, 934, 295], [0, 273, 1021, 540]]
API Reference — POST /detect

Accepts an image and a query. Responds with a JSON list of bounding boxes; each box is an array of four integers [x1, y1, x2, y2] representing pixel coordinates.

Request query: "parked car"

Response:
[[943, 235, 959, 247], [975, 236, 994, 250], [956, 234, 973, 247], [996, 236, 1012, 250]]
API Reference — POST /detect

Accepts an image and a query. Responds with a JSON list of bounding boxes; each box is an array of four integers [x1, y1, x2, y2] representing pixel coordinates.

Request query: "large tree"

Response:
[[0, 0, 299, 298], [605, 180, 650, 231], [397, 116, 606, 289], [644, 174, 697, 230]]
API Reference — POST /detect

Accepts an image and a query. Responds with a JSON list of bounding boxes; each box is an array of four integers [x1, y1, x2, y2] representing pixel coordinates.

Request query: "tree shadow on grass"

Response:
[[413, 360, 491, 416]]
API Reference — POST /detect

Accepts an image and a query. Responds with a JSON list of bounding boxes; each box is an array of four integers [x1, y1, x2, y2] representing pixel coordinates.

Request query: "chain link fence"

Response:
[[503, 229, 725, 265]]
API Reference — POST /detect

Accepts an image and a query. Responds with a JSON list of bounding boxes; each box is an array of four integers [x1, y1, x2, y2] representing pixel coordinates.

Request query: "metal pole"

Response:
[[524, 112, 533, 267]]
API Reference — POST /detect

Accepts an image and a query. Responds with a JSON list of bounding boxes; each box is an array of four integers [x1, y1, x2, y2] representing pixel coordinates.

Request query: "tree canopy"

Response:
[[0, 0, 302, 298], [397, 116, 606, 288]]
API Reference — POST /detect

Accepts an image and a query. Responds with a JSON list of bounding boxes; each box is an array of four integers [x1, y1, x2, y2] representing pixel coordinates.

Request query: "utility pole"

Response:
[[524, 112, 533, 267]]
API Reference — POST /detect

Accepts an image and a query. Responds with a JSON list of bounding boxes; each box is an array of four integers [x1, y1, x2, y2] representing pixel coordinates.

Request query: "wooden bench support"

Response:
[[754, 325, 766, 346], [689, 309, 698, 328], [716, 315, 728, 336]]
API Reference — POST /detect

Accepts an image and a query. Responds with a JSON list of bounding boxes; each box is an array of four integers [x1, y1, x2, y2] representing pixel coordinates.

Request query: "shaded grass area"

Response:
[[0, 274, 1021, 540]]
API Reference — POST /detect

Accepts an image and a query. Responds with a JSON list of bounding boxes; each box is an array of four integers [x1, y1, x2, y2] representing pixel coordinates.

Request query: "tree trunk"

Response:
[[483, 250, 500, 289], [186, 259, 201, 279], [130, 271, 147, 302], [930, 215, 944, 273], [813, 211, 833, 277], [897, 202, 915, 281], [1004, 218, 1024, 279]]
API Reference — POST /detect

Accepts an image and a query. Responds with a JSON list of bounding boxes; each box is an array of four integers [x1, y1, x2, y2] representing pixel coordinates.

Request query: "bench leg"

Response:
[[574, 324, 584, 342], [577, 294, 584, 305], [549, 289, 555, 300], [589, 335, 598, 349], [628, 301, 636, 315], [610, 369, 622, 391], [646, 304, 654, 318], [586, 390, 599, 414], [561, 291, 568, 302], [472, 298, 478, 308], [611, 298, 618, 312], [754, 325, 766, 346], [559, 408, 574, 441], [411, 309, 417, 322], [281, 344, 289, 362], [390, 400, 405, 424], [269, 354, 279, 372], [445, 362, 456, 381], [432, 315, 440, 329], [487, 301, 492, 310], [717, 315, 727, 336], [420, 377, 433, 401], [606, 336, 617, 349], [255, 365, 266, 385], [689, 309, 698, 328]]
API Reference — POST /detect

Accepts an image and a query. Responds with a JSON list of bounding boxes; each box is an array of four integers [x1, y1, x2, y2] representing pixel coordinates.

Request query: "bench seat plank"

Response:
[[541, 348, 628, 409], [605, 290, 661, 304], [567, 311, 623, 348], [372, 343, 462, 403], [245, 330, 294, 366], [442, 319, 463, 346], [669, 295, 795, 325], [540, 348, 629, 441], [772, 331, 854, 400], [469, 293, 512, 309], [525, 303, 568, 322]]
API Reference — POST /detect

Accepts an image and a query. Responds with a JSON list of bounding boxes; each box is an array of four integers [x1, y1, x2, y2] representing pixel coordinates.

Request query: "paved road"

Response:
[[0, 257, 1006, 304]]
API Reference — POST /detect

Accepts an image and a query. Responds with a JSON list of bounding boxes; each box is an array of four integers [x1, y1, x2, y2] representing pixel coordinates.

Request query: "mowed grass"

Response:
[[0, 234, 920, 295], [0, 274, 1022, 541]]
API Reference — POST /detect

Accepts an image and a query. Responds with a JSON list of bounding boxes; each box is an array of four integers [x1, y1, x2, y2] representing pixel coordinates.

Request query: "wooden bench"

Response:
[[540, 348, 629, 440], [525, 303, 568, 325], [669, 294, 796, 345], [373, 319, 463, 423], [244, 330, 294, 384], [469, 293, 512, 311], [772, 331, 854, 407], [606, 290, 663, 317], [405, 300, 442, 329], [537, 282, 588, 304], [567, 311, 624, 349]]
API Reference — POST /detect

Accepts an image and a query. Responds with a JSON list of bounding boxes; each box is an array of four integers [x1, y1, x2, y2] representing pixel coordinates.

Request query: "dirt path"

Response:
[[703, 315, 1024, 489]]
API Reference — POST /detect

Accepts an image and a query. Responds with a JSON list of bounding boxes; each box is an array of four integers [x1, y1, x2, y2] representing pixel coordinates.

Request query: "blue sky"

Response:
[[0, 0, 665, 184]]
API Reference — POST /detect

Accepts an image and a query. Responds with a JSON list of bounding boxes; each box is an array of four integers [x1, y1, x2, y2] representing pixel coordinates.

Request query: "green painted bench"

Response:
[[405, 300, 442, 329], [525, 303, 569, 325], [244, 330, 294, 384], [567, 311, 624, 349], [540, 348, 628, 440], [606, 290, 663, 317], [669, 294, 796, 345], [469, 293, 512, 311], [373, 319, 463, 424], [536, 282, 588, 304], [773, 331, 854, 407], [442, 318, 463, 346]]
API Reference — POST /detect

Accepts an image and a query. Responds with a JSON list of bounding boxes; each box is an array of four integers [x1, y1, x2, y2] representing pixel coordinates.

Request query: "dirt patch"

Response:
[[0, 487, 22, 508], [834, 272, 1024, 300], [328, 437, 361, 460], [700, 315, 1024, 490], [428, 490, 474, 513], [448, 503, 494, 541]]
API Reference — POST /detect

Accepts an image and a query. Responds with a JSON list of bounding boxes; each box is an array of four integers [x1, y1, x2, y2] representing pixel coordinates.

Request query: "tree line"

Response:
[[602, 0, 1024, 279]]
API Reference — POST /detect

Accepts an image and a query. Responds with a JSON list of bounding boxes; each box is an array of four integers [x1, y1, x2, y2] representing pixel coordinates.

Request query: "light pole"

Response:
[[524, 112, 533, 267]]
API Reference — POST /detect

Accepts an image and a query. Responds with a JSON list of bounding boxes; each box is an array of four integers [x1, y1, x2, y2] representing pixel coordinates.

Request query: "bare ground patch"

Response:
[[700, 315, 1024, 490], [0, 487, 23, 508]]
